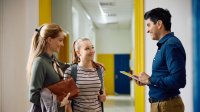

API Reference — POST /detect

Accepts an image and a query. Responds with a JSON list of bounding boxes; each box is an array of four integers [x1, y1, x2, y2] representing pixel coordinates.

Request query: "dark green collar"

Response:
[[41, 52, 54, 63]]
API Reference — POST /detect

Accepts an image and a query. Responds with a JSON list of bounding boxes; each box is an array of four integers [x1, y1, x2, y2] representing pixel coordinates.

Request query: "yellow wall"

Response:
[[58, 33, 70, 63], [39, 0, 52, 25], [97, 54, 114, 95], [134, 0, 145, 112], [39, 0, 69, 63]]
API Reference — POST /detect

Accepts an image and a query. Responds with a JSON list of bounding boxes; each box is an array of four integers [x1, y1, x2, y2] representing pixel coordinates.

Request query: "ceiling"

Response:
[[78, 0, 133, 29]]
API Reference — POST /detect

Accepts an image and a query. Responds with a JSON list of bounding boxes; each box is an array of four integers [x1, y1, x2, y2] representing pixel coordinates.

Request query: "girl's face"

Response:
[[47, 32, 65, 53], [77, 40, 95, 62]]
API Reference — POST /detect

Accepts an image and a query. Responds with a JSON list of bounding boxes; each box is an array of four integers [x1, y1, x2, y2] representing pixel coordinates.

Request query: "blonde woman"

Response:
[[27, 23, 70, 112], [65, 38, 106, 112]]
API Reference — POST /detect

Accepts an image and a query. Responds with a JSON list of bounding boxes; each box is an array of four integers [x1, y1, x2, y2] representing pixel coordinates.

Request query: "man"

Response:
[[136, 8, 186, 112]]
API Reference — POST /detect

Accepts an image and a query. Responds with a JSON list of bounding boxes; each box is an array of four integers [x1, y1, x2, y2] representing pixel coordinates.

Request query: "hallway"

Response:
[[104, 96, 134, 112], [0, 0, 198, 111]]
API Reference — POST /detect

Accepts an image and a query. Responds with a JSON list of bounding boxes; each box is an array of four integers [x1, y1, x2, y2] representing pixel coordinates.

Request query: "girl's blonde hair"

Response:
[[26, 23, 63, 82], [72, 38, 105, 69]]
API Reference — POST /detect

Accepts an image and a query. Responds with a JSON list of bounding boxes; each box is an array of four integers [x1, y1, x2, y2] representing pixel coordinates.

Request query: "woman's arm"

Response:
[[29, 58, 46, 105]]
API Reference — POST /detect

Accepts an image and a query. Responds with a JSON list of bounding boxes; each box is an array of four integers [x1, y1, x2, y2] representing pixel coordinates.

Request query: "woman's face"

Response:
[[77, 40, 95, 62], [47, 32, 65, 53]]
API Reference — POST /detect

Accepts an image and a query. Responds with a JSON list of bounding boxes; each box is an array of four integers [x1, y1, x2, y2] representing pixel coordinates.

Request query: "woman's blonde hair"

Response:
[[72, 38, 105, 69], [26, 23, 63, 82]]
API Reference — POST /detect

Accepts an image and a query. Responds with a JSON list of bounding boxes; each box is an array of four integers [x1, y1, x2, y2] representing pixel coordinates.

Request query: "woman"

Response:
[[27, 23, 70, 112], [65, 38, 106, 112]]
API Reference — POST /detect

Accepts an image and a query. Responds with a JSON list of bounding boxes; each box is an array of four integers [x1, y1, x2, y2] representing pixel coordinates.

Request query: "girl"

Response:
[[65, 38, 106, 112]]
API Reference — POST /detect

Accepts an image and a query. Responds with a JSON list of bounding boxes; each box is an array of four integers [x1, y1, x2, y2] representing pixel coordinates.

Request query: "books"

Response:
[[120, 71, 139, 81], [47, 77, 80, 102]]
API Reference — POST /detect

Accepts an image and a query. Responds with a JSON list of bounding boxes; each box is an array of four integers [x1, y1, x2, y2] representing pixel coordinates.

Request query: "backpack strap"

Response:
[[70, 64, 78, 82], [70, 64, 103, 90], [96, 67, 104, 112], [97, 67, 103, 91], [70, 64, 104, 111], [70, 64, 78, 111]]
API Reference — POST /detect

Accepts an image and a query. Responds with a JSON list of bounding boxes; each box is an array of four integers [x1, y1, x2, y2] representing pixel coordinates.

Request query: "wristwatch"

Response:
[[147, 77, 151, 85]]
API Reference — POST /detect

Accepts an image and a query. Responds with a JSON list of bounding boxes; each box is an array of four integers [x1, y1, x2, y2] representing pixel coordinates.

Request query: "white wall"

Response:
[[96, 28, 132, 54], [52, 0, 72, 34], [0, 0, 3, 110], [72, 0, 97, 60], [72, 0, 96, 44], [0, 0, 38, 111], [130, 13, 135, 98], [52, 0, 73, 60], [144, 0, 193, 112]]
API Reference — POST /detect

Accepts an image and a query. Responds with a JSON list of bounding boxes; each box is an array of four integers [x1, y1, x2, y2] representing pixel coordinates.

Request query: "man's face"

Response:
[[145, 18, 160, 40]]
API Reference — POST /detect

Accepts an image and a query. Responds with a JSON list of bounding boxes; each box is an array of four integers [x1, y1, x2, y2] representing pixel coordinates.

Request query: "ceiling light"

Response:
[[99, 2, 115, 6]]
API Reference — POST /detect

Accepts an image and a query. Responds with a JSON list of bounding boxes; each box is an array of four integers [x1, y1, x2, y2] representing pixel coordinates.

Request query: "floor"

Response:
[[104, 95, 134, 112]]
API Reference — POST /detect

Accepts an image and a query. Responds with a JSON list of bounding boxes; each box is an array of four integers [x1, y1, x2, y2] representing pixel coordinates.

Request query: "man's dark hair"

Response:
[[144, 8, 172, 31]]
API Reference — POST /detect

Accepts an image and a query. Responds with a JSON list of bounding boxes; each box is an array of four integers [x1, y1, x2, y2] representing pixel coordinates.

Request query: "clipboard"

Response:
[[120, 71, 139, 81]]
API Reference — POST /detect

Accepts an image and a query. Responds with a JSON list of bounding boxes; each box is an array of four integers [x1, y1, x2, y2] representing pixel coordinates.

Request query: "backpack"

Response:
[[69, 64, 104, 112], [70, 64, 103, 91]]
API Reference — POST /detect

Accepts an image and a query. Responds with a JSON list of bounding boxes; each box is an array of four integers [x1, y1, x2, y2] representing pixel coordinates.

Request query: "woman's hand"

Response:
[[98, 91, 106, 102], [66, 103, 72, 112], [60, 93, 70, 107]]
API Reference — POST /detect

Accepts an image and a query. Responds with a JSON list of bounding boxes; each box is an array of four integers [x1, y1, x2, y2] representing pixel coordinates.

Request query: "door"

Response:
[[114, 54, 130, 94]]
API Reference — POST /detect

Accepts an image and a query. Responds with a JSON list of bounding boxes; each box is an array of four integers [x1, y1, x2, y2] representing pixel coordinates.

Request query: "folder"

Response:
[[120, 71, 139, 81]]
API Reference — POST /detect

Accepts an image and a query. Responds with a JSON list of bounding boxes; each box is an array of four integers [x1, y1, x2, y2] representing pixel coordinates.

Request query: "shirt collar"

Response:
[[41, 52, 55, 63], [157, 32, 174, 49]]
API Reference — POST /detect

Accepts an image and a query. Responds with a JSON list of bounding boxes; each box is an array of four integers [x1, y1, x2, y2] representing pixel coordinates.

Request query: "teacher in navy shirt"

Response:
[[136, 8, 186, 112]]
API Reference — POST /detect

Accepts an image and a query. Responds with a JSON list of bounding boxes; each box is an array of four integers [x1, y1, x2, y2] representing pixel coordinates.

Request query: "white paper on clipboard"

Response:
[[120, 71, 139, 81]]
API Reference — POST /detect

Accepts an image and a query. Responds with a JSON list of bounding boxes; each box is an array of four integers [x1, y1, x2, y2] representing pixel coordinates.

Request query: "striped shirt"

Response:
[[65, 65, 104, 112]]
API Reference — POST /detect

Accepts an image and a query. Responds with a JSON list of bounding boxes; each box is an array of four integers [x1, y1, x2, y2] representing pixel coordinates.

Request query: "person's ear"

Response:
[[76, 51, 81, 57], [46, 37, 52, 44], [157, 20, 163, 29]]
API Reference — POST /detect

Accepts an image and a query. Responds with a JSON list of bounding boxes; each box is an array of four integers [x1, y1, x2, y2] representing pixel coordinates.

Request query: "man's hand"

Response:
[[134, 79, 146, 86], [138, 72, 150, 85]]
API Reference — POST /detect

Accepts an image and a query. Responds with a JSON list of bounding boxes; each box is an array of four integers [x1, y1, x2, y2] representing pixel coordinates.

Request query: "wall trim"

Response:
[[134, 0, 145, 112], [193, 0, 200, 111], [0, 0, 4, 111], [39, 0, 52, 25]]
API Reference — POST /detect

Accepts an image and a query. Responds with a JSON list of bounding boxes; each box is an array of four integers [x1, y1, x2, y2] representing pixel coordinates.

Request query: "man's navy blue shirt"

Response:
[[149, 32, 186, 100]]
